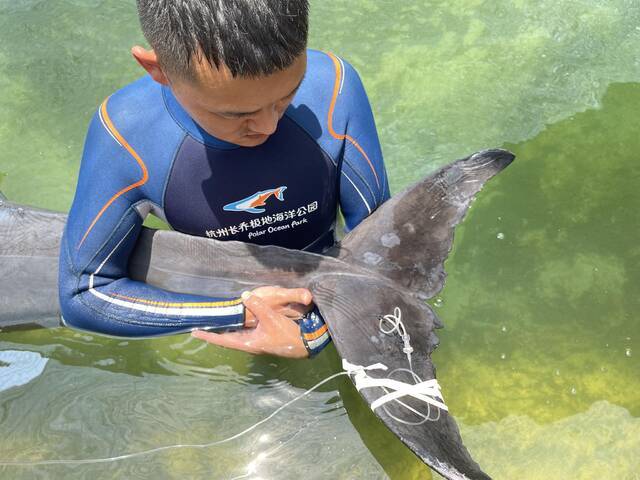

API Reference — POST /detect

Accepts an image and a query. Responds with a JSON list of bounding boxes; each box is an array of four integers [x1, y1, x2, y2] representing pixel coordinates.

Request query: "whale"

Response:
[[223, 186, 288, 214], [0, 149, 514, 480]]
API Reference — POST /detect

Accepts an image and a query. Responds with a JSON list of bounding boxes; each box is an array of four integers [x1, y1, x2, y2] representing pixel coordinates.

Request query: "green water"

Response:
[[1, 1, 639, 479]]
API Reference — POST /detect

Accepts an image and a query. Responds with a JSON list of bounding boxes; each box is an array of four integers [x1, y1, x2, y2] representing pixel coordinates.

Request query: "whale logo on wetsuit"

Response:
[[223, 186, 287, 214]]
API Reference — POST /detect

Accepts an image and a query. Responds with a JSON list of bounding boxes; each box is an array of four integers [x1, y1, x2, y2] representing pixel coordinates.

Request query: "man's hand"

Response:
[[191, 290, 310, 358], [243, 286, 313, 328]]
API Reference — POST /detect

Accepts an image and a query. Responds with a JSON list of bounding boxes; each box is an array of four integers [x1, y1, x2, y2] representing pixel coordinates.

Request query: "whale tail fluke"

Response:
[[332, 149, 515, 301], [310, 273, 491, 480], [275, 186, 287, 201], [311, 150, 513, 479]]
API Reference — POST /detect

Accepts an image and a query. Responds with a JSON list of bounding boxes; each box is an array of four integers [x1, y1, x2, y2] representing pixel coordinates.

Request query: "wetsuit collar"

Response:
[[162, 86, 240, 150]]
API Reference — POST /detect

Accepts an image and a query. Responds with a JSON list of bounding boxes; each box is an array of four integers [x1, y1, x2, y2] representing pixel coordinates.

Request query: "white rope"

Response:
[[0, 371, 349, 467], [379, 306, 414, 369], [343, 307, 449, 425]]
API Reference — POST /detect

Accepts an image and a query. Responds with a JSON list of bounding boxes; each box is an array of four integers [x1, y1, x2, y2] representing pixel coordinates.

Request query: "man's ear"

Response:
[[131, 46, 170, 85]]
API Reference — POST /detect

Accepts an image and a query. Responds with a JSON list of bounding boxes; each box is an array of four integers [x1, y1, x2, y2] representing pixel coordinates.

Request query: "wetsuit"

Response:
[[58, 49, 390, 354]]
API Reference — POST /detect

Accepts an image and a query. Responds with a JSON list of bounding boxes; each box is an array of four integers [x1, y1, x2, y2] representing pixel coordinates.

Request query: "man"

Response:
[[58, 0, 389, 358]]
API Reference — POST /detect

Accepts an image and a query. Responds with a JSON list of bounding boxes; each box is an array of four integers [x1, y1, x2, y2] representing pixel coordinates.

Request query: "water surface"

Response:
[[1, 1, 638, 478]]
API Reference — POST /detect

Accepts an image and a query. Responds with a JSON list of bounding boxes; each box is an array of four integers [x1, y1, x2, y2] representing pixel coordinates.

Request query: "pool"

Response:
[[1, 1, 638, 478]]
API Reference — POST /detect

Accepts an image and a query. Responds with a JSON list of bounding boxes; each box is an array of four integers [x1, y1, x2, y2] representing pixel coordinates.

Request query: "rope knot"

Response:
[[363, 307, 449, 424]]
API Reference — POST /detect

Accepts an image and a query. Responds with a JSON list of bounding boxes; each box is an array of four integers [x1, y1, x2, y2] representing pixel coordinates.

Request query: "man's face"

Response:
[[169, 52, 307, 147]]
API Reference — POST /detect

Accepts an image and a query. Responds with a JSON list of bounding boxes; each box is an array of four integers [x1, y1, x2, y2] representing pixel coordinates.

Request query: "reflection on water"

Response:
[[0, 337, 384, 480], [1, 0, 639, 479], [0, 350, 48, 391]]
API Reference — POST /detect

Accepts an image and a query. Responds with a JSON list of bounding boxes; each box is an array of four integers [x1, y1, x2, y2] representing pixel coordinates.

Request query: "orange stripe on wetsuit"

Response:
[[303, 324, 328, 341], [77, 97, 149, 250], [326, 52, 380, 189], [110, 293, 242, 308]]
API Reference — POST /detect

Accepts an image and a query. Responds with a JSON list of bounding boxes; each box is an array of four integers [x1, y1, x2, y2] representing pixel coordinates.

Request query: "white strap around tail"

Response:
[[342, 359, 448, 413]]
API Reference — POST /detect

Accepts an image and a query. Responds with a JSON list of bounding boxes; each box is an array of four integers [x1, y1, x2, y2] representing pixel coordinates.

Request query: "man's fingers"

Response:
[[282, 303, 313, 318], [242, 292, 281, 323], [274, 288, 312, 305], [243, 310, 258, 328], [251, 286, 313, 306], [191, 329, 258, 352], [282, 305, 305, 318]]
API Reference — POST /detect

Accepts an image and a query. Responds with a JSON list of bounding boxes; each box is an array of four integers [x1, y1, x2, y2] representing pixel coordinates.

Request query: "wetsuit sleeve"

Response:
[[333, 57, 391, 232], [58, 106, 245, 337]]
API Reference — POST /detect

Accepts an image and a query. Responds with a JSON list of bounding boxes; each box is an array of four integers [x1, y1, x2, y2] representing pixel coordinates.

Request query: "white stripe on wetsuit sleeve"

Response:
[[88, 224, 243, 318], [342, 171, 372, 215], [88, 289, 244, 318]]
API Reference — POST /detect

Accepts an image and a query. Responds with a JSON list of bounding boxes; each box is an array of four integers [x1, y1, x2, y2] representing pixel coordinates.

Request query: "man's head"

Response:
[[134, 0, 309, 146]]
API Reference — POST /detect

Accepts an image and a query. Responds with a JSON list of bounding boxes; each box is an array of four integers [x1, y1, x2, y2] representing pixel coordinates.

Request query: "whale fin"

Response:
[[332, 149, 514, 300]]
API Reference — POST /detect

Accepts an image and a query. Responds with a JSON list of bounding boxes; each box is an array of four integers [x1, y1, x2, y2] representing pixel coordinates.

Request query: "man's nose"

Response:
[[249, 105, 279, 135]]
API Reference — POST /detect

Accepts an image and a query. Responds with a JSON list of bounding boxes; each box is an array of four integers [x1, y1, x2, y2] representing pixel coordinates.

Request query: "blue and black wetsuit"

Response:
[[59, 50, 390, 354]]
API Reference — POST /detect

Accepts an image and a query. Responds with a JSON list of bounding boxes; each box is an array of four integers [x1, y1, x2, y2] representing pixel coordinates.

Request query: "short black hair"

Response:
[[137, 0, 309, 80]]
